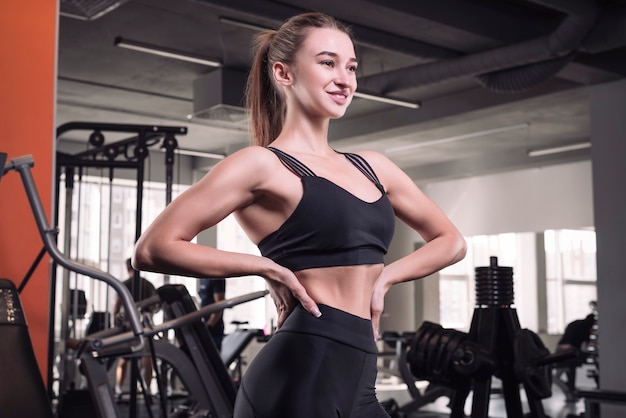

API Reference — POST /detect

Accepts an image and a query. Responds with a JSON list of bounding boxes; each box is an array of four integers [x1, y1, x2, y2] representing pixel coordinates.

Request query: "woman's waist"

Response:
[[279, 303, 378, 353], [295, 264, 382, 318]]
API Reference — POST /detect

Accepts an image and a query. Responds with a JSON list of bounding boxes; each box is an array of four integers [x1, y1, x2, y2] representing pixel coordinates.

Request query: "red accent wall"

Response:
[[0, 2, 58, 381]]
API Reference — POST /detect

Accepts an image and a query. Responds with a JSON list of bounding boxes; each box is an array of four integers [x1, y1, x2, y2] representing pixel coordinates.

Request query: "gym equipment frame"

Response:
[[1, 152, 145, 415], [53, 122, 187, 402]]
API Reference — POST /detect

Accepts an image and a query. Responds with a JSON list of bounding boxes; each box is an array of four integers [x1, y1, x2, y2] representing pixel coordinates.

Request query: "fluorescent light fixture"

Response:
[[175, 149, 225, 160], [219, 16, 271, 32], [114, 34, 419, 109], [114, 37, 222, 67], [354, 91, 420, 109], [385, 123, 529, 154], [527, 142, 590, 157]]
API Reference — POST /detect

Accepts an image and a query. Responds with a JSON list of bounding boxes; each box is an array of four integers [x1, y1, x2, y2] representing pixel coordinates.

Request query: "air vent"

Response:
[[60, 0, 128, 21], [190, 68, 248, 125]]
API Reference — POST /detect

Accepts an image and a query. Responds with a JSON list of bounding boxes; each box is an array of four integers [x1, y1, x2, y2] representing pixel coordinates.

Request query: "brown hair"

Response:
[[244, 12, 354, 147]]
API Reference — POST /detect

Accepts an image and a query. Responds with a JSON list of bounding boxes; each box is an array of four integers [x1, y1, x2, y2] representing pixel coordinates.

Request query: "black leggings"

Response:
[[233, 304, 390, 418]]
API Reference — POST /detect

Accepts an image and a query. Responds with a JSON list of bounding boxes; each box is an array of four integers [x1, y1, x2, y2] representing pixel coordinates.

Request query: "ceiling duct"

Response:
[[60, 0, 128, 20], [190, 68, 248, 125], [360, 0, 600, 94]]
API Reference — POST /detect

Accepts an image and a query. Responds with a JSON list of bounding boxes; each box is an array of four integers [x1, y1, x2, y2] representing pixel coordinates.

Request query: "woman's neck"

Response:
[[273, 115, 331, 155]]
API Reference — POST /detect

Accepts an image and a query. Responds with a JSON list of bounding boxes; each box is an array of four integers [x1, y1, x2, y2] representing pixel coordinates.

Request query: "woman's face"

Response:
[[287, 27, 358, 119]]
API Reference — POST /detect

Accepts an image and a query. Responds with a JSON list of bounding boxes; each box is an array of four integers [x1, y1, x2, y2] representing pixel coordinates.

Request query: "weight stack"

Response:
[[468, 256, 521, 367], [0, 278, 54, 418], [475, 256, 514, 308]]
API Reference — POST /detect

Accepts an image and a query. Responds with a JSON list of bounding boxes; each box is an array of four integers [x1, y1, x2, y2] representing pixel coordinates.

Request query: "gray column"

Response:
[[590, 78, 626, 417]]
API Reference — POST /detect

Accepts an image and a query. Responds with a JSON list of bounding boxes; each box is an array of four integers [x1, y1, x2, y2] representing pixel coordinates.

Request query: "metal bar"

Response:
[[90, 290, 268, 351], [5, 155, 145, 349], [56, 121, 187, 137]]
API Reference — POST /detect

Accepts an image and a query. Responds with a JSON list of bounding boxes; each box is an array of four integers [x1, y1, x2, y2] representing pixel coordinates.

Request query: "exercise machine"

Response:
[[378, 330, 453, 417], [575, 389, 626, 418], [53, 122, 187, 401], [553, 302, 599, 402], [221, 325, 267, 385], [74, 285, 268, 418], [0, 278, 55, 418], [406, 257, 577, 418], [1, 153, 145, 415]]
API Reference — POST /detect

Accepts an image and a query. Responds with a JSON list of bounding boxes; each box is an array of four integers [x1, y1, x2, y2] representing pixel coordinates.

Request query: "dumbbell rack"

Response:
[[408, 257, 570, 418], [448, 256, 549, 418]]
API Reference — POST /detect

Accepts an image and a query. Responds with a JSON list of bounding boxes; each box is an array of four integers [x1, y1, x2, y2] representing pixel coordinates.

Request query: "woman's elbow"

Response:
[[452, 234, 467, 263], [132, 239, 156, 271]]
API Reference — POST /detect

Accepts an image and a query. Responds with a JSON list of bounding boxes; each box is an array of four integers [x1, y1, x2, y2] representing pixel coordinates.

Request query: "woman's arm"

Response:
[[134, 146, 268, 276], [361, 151, 467, 335], [133, 146, 321, 323]]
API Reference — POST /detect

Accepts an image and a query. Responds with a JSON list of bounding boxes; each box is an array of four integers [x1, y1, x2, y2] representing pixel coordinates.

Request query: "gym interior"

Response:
[[2, 1, 626, 417]]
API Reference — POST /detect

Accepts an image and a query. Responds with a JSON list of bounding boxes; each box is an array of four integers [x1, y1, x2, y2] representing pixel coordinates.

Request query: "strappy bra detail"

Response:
[[268, 146, 385, 193], [257, 147, 395, 271], [267, 147, 316, 177]]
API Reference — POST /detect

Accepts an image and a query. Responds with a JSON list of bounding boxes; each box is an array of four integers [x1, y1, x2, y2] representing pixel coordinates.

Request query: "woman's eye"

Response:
[[348, 65, 358, 73], [321, 60, 334, 67]]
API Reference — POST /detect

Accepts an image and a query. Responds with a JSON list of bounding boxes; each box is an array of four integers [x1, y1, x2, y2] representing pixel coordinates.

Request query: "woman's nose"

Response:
[[335, 70, 355, 89]]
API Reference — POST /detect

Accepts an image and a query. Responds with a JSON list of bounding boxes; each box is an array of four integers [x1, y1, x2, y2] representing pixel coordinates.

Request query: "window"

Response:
[[439, 274, 470, 329], [544, 229, 597, 334], [217, 214, 272, 335], [55, 174, 190, 333]]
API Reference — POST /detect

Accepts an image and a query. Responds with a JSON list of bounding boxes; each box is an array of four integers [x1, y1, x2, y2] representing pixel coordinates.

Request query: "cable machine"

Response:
[[52, 122, 186, 416]]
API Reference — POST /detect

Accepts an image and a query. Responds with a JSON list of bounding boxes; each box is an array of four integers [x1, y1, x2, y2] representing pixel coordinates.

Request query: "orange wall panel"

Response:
[[0, 2, 58, 381]]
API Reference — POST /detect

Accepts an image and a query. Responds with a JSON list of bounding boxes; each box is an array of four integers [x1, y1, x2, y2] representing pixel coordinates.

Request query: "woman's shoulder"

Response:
[[226, 145, 274, 159], [216, 145, 279, 172], [206, 146, 284, 192]]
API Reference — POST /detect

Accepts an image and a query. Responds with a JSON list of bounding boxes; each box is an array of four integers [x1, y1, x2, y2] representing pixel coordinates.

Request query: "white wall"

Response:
[[423, 160, 594, 237]]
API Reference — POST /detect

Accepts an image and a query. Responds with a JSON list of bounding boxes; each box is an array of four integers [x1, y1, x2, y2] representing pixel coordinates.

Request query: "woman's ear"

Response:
[[272, 62, 292, 87]]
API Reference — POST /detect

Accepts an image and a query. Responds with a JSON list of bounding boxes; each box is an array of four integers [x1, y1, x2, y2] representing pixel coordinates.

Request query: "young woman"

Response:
[[133, 12, 466, 418]]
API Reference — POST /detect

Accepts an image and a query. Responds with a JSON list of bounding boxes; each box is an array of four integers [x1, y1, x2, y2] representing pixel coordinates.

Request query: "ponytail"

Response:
[[245, 31, 284, 147]]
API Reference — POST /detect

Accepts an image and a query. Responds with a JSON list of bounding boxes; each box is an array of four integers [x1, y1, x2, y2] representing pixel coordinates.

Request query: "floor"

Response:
[[112, 376, 590, 418], [376, 364, 597, 418], [59, 359, 596, 418]]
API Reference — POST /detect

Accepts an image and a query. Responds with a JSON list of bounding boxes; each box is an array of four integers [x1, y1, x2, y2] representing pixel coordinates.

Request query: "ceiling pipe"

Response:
[[413, 4, 626, 93], [475, 54, 575, 92], [477, 0, 597, 92], [580, 4, 626, 52], [359, 0, 601, 94], [202, 0, 625, 95]]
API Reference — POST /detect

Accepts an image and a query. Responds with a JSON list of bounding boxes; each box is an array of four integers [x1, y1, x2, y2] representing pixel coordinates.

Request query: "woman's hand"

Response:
[[265, 280, 297, 329], [264, 263, 321, 329], [370, 270, 391, 340]]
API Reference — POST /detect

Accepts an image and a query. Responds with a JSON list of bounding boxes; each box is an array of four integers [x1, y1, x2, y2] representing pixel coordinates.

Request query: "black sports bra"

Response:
[[257, 147, 395, 271]]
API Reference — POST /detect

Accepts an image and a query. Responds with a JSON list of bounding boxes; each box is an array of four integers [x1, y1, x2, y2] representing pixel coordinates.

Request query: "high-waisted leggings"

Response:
[[233, 303, 391, 418]]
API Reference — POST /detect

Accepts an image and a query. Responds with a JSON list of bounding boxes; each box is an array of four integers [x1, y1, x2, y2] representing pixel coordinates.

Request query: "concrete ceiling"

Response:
[[56, 0, 626, 184]]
